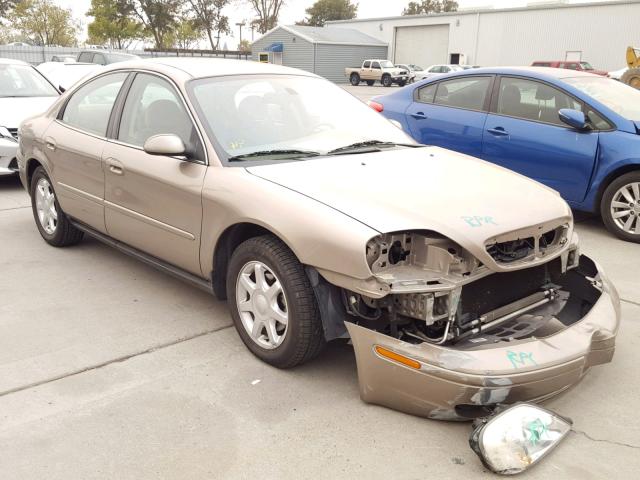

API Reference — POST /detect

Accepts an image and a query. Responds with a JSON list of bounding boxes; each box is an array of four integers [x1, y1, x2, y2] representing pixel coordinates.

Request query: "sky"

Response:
[[57, 0, 612, 50]]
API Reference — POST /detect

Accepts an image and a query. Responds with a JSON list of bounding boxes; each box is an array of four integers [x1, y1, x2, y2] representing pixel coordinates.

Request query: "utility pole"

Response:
[[236, 22, 245, 50]]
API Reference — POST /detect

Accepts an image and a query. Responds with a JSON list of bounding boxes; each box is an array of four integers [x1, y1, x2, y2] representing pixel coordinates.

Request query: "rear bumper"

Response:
[[346, 256, 620, 420]]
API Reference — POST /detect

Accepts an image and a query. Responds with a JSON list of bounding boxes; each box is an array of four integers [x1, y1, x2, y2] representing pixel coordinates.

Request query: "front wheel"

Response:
[[381, 74, 392, 87], [30, 166, 83, 247], [398, 80, 407, 87], [601, 171, 640, 242], [350, 73, 360, 86], [226, 235, 325, 368]]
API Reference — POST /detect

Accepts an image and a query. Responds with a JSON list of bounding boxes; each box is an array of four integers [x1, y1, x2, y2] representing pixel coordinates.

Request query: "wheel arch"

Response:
[[211, 222, 297, 300], [595, 162, 640, 211], [25, 158, 46, 192]]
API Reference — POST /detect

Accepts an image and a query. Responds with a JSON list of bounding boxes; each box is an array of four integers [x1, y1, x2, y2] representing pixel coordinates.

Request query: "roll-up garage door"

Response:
[[394, 24, 450, 68]]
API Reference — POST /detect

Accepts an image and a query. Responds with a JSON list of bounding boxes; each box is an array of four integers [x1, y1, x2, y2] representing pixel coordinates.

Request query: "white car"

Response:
[[36, 61, 103, 92], [415, 64, 464, 81], [0, 59, 59, 176]]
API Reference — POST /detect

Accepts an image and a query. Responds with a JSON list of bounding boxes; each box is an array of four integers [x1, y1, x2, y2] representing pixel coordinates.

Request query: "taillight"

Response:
[[367, 100, 384, 112]]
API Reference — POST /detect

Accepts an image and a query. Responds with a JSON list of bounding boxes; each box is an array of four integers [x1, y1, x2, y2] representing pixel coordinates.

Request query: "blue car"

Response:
[[374, 67, 640, 242]]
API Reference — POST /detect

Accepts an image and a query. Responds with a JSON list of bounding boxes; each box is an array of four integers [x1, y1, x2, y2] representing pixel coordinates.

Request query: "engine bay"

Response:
[[344, 231, 599, 347]]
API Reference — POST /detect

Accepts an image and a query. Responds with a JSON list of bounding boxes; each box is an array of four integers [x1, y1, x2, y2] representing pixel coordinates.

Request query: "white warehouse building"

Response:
[[325, 0, 640, 72]]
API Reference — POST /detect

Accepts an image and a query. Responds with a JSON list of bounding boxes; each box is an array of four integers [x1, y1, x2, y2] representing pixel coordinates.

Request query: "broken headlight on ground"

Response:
[[344, 230, 583, 345], [469, 403, 572, 475]]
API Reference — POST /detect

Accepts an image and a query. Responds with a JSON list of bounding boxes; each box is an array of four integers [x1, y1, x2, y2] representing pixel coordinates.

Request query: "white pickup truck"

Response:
[[345, 60, 409, 87]]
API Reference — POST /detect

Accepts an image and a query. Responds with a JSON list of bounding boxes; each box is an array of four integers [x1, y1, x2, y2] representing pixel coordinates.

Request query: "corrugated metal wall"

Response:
[[251, 28, 314, 72], [328, 1, 640, 71], [315, 44, 388, 83]]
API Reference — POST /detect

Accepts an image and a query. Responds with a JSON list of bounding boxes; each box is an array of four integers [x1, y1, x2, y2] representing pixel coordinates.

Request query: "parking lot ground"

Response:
[[1, 128, 640, 478]]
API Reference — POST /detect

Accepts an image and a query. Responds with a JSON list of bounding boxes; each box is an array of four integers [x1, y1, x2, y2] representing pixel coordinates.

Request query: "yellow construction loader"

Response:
[[621, 46, 640, 89]]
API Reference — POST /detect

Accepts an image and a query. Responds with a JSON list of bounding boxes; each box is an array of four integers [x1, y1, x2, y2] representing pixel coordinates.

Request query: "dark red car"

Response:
[[531, 60, 607, 76]]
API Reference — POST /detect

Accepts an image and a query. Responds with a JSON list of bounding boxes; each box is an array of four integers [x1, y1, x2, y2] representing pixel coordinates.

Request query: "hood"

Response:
[[247, 146, 572, 265], [390, 67, 406, 75], [0, 96, 58, 129]]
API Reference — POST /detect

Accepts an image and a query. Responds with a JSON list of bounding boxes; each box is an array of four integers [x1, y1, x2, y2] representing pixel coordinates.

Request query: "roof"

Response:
[[327, 0, 640, 24], [99, 57, 320, 80], [418, 66, 599, 82], [269, 25, 387, 46]]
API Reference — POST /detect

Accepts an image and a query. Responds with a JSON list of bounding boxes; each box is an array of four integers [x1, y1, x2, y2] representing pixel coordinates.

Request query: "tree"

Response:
[[402, 0, 458, 15], [238, 38, 250, 51], [247, 0, 284, 34], [87, 0, 143, 49], [300, 0, 357, 27], [11, 0, 79, 46], [187, 0, 230, 50], [169, 16, 202, 49], [0, 0, 17, 19], [129, 0, 182, 49]]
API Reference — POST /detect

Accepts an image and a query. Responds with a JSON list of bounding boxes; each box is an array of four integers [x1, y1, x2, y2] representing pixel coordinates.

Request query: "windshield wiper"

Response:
[[327, 140, 419, 155], [227, 149, 321, 162]]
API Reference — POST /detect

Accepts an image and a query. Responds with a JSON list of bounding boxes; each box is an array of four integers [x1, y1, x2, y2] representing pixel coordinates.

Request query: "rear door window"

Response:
[[416, 83, 437, 103], [363, 61, 371, 68], [61, 72, 128, 136], [433, 76, 492, 111]]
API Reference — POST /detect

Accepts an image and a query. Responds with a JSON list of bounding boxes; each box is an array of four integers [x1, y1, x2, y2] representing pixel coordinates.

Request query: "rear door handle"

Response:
[[487, 127, 509, 136], [411, 111, 428, 120], [106, 158, 124, 175]]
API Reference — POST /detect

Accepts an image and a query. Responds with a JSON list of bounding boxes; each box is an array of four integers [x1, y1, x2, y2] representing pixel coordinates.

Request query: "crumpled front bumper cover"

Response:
[[346, 256, 620, 421], [0, 137, 18, 176]]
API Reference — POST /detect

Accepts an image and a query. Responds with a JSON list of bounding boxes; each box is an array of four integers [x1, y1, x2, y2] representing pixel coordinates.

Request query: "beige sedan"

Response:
[[17, 58, 619, 421]]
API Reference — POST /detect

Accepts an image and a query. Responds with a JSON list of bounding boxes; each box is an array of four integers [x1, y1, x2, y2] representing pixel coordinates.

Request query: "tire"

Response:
[[366, 80, 374, 86], [621, 68, 640, 90], [30, 166, 83, 247], [226, 234, 325, 368], [381, 74, 392, 87], [350, 73, 360, 86], [600, 171, 640, 243], [398, 80, 407, 87]]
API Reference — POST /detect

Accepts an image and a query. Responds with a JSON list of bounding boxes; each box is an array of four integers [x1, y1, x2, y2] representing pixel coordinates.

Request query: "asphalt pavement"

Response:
[[1, 88, 639, 478]]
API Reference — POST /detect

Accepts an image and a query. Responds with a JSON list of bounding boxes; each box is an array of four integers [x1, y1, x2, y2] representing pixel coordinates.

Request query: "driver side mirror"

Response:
[[143, 134, 186, 157], [558, 108, 588, 130]]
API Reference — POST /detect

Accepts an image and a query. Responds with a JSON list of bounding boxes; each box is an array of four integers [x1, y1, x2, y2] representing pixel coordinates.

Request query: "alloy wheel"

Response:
[[235, 261, 289, 349], [610, 181, 640, 235], [35, 177, 58, 235]]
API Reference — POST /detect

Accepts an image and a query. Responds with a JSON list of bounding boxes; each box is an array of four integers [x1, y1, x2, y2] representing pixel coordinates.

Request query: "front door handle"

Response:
[[106, 158, 124, 176], [487, 127, 509, 136], [411, 111, 428, 120], [44, 137, 56, 151]]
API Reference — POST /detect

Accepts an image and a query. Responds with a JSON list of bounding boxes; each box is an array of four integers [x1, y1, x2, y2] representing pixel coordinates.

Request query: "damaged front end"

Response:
[[337, 229, 620, 421]]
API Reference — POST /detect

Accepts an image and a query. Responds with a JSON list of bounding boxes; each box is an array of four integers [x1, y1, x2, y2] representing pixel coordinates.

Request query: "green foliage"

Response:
[[238, 38, 250, 52], [403, 0, 458, 15], [129, 0, 182, 49], [11, 0, 80, 46], [168, 16, 202, 49], [300, 0, 357, 27], [87, 0, 143, 49], [0, 0, 17, 19], [188, 0, 230, 50]]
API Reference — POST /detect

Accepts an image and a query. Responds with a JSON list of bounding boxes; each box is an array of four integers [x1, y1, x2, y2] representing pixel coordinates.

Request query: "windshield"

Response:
[[0, 64, 58, 97], [380, 60, 394, 68], [188, 75, 412, 163], [580, 62, 594, 70], [565, 76, 640, 121]]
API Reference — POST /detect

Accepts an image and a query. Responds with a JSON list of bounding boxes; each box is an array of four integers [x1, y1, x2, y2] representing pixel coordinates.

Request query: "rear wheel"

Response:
[[226, 235, 325, 368], [30, 167, 83, 247], [381, 74, 392, 87], [366, 80, 374, 86], [350, 73, 361, 86], [621, 68, 640, 89], [601, 171, 640, 243]]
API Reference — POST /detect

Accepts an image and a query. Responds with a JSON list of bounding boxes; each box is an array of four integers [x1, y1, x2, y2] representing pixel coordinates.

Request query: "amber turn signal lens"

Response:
[[375, 345, 421, 369]]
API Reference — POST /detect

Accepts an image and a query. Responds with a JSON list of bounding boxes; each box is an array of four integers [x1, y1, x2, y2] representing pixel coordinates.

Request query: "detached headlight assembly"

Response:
[[469, 403, 572, 475]]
